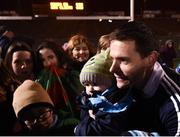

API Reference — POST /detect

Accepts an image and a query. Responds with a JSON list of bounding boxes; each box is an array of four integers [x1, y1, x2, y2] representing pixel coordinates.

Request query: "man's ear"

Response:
[[147, 51, 158, 66]]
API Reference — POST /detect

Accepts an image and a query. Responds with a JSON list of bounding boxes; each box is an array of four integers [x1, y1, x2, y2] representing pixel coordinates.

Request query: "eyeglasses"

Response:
[[23, 109, 53, 126]]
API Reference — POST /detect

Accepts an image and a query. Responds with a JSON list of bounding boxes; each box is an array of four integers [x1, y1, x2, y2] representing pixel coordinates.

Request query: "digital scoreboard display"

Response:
[[32, 0, 130, 16], [1, 0, 180, 18], [50, 1, 84, 11], [48, 0, 86, 16]]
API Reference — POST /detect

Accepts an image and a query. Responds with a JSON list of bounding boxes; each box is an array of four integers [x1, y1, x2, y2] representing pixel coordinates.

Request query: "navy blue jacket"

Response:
[[75, 62, 180, 136]]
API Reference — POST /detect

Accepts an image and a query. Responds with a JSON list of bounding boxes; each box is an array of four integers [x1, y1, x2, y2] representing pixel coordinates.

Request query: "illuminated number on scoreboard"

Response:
[[75, 2, 84, 10], [50, 2, 84, 10]]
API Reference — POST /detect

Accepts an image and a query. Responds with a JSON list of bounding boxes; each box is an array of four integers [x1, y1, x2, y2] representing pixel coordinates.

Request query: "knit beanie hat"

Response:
[[12, 80, 54, 118], [80, 48, 114, 86]]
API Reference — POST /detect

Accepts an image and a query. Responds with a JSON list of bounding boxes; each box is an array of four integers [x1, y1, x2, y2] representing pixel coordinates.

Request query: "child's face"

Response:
[[85, 82, 108, 96], [21, 106, 54, 131]]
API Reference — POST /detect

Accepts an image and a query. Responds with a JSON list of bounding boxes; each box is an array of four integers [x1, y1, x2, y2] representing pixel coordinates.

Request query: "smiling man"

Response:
[[109, 21, 180, 136]]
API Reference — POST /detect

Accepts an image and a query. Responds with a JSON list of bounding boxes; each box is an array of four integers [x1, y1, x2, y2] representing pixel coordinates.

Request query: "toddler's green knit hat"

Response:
[[80, 48, 114, 86]]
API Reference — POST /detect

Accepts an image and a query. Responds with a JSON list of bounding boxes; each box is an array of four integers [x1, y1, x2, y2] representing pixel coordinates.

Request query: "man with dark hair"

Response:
[[109, 21, 180, 136], [75, 21, 180, 136]]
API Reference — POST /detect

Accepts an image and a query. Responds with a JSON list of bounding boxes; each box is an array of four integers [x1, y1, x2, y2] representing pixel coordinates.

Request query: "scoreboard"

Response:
[[32, 0, 130, 16], [49, 1, 84, 11], [47, 0, 86, 16], [0, 0, 135, 20], [1, 0, 180, 18]]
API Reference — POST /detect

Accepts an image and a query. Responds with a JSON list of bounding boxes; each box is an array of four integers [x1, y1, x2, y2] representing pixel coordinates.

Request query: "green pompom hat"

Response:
[[80, 48, 114, 87]]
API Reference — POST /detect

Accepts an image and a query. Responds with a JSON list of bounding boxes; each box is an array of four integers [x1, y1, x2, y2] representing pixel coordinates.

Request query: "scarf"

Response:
[[88, 86, 135, 113]]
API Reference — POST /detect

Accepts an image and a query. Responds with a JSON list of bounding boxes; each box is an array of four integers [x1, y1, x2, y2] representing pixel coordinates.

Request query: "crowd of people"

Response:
[[0, 21, 180, 136]]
